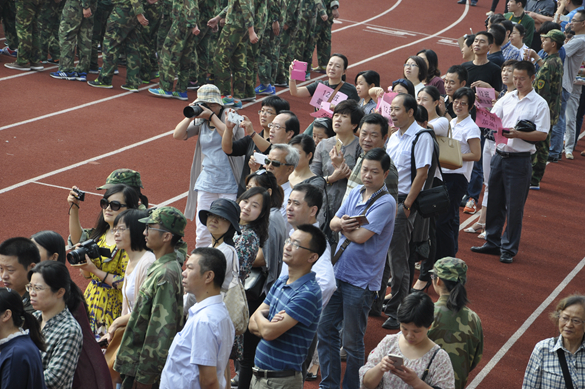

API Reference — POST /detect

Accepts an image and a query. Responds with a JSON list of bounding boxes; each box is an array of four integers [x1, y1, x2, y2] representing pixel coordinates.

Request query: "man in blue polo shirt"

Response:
[[318, 148, 396, 389], [249, 224, 327, 389]]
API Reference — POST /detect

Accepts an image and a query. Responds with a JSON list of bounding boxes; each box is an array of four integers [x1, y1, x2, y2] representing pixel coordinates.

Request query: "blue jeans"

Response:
[[318, 280, 375, 389], [550, 88, 570, 158]]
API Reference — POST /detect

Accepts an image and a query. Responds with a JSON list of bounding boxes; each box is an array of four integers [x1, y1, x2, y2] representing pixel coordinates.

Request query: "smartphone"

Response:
[[388, 353, 403, 369], [98, 338, 109, 348], [349, 215, 369, 226], [335, 138, 343, 153], [502, 129, 511, 134]]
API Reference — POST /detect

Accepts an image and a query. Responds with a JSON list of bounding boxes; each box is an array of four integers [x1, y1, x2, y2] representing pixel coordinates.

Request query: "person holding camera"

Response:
[[67, 183, 140, 335], [173, 84, 246, 248]]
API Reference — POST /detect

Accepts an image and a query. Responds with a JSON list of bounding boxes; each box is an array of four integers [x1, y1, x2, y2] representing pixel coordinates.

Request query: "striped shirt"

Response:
[[254, 272, 322, 371]]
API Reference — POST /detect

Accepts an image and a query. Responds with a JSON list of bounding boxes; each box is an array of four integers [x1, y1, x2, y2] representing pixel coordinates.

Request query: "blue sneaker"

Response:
[[172, 91, 188, 101], [148, 88, 173, 98], [221, 95, 235, 106], [50, 71, 77, 80], [305, 72, 311, 81], [98, 66, 119, 75], [75, 72, 87, 81], [255, 84, 275, 95], [233, 98, 243, 109]]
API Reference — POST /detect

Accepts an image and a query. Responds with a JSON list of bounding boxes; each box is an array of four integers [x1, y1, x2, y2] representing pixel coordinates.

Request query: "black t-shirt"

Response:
[[306, 80, 360, 102], [227, 134, 271, 196], [487, 51, 505, 67], [462, 60, 503, 92]]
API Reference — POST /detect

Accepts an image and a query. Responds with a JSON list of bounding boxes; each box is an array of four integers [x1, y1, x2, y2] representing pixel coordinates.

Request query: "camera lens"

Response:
[[184, 105, 204, 118], [66, 247, 87, 265]]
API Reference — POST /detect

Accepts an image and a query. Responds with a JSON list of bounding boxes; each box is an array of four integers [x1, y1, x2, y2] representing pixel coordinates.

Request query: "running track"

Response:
[[1, 1, 584, 387]]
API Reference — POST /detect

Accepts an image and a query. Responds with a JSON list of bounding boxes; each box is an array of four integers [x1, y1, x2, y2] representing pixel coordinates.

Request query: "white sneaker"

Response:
[[566, 152, 574, 160]]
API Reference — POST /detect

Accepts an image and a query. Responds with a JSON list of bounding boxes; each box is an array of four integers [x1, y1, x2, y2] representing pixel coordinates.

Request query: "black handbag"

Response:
[[410, 130, 450, 218], [244, 267, 267, 301]]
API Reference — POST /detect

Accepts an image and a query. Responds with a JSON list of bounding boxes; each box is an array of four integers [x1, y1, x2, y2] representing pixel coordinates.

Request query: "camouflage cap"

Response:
[[97, 169, 143, 190], [430, 257, 467, 284], [138, 206, 187, 237], [541, 29, 565, 45]]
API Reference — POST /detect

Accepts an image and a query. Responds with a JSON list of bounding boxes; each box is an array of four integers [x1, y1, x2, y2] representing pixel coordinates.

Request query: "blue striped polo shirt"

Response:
[[254, 272, 322, 371]]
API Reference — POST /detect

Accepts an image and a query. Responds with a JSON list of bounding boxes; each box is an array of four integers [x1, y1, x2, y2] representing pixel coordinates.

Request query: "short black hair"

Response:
[[278, 110, 300, 137], [291, 183, 323, 216], [392, 78, 416, 97], [511, 0, 527, 7], [538, 21, 561, 35], [502, 59, 519, 69], [446, 65, 468, 84], [397, 291, 435, 328], [500, 20, 514, 34], [0, 237, 40, 269], [363, 147, 390, 172], [262, 96, 290, 113], [514, 23, 526, 37], [334, 100, 365, 127], [355, 70, 380, 87], [289, 134, 316, 164], [573, 0, 584, 6], [489, 13, 506, 26], [191, 247, 226, 289], [296, 224, 327, 258], [453, 87, 476, 112], [476, 31, 494, 45], [114, 209, 150, 252], [489, 23, 506, 46], [30, 231, 66, 264], [359, 113, 389, 137], [396, 93, 418, 117], [415, 104, 428, 124], [464, 34, 475, 48], [514, 60, 536, 77]]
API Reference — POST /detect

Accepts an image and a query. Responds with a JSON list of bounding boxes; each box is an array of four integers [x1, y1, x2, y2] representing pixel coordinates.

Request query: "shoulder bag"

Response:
[[421, 347, 443, 389], [435, 123, 463, 170], [223, 245, 249, 336], [244, 267, 267, 301], [410, 129, 450, 218], [557, 341, 575, 389]]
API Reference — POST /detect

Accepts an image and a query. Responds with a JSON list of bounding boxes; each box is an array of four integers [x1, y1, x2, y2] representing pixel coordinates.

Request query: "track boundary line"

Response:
[[467, 254, 585, 388], [332, 1, 402, 33]]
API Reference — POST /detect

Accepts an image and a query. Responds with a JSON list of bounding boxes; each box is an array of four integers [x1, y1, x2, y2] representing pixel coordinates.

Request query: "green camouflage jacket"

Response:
[[267, 0, 282, 24], [170, 0, 199, 26], [114, 252, 184, 385], [219, 0, 254, 29], [199, 0, 218, 23], [534, 52, 563, 126], [113, 0, 148, 17], [427, 295, 484, 389], [254, 0, 269, 37]]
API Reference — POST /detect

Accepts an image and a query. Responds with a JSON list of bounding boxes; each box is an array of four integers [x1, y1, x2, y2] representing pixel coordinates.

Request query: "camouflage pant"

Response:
[[59, 0, 95, 72], [244, 39, 259, 97], [98, 4, 141, 87], [190, 24, 210, 84], [90, 2, 113, 70], [0, 0, 18, 49], [531, 131, 551, 186], [257, 25, 280, 86], [291, 8, 317, 65], [156, 11, 171, 59], [138, 1, 160, 81], [207, 24, 220, 77], [15, 0, 42, 65], [159, 20, 198, 92], [38, 0, 64, 61], [312, 10, 333, 67], [215, 23, 248, 97], [275, 26, 292, 84]]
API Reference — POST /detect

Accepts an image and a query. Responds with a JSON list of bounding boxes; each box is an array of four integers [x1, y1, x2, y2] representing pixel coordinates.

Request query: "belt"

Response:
[[398, 194, 408, 203], [496, 149, 531, 158], [252, 367, 298, 379]]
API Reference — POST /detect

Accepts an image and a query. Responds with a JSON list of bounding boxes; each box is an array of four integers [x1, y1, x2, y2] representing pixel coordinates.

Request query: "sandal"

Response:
[[581, 150, 585, 156], [478, 231, 486, 240], [464, 222, 485, 234]]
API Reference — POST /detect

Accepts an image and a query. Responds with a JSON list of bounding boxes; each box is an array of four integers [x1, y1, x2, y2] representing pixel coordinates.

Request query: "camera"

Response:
[[183, 102, 210, 118], [67, 239, 103, 265], [73, 188, 85, 202]]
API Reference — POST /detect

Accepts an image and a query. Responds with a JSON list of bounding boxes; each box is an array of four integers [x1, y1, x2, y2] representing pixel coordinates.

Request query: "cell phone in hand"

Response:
[[335, 138, 343, 153], [388, 353, 403, 369], [502, 129, 511, 134], [349, 215, 369, 226], [228, 111, 244, 125]]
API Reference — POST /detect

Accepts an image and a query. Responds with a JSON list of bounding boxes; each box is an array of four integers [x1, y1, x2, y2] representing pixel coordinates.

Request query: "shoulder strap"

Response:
[[327, 81, 345, 103], [420, 347, 441, 382], [361, 189, 389, 216], [410, 129, 442, 186], [557, 342, 575, 389]]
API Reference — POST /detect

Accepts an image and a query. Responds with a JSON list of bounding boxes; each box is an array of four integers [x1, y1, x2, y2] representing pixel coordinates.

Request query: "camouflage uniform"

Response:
[[532, 51, 563, 187], [274, 0, 299, 84], [90, 0, 114, 71], [58, 0, 98, 73], [96, 0, 146, 88], [290, 0, 324, 65], [214, 0, 254, 97], [155, 0, 171, 58], [158, 0, 199, 92], [38, 0, 65, 62], [311, 0, 337, 68], [243, 0, 268, 98], [138, 0, 161, 82], [0, 0, 19, 49], [256, 0, 281, 86], [114, 207, 186, 387], [188, 0, 220, 85], [14, 0, 43, 66]]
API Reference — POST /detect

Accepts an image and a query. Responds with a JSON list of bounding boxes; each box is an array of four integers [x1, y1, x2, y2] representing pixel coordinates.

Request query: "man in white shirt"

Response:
[[264, 143, 299, 218], [472, 61, 550, 264], [160, 247, 235, 389], [382, 93, 434, 330]]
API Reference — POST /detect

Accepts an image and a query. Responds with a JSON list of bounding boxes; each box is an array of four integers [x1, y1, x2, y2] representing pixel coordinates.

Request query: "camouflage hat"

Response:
[[430, 257, 467, 284], [541, 29, 565, 45], [138, 206, 187, 237], [97, 169, 143, 190], [195, 84, 223, 106]]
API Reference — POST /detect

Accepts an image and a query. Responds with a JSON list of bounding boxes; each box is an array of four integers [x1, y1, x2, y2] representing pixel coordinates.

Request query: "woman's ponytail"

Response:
[[442, 279, 469, 313], [22, 311, 46, 351]]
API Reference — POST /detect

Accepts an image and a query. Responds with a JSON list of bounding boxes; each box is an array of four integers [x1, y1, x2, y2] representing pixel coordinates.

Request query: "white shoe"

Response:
[[566, 152, 574, 160]]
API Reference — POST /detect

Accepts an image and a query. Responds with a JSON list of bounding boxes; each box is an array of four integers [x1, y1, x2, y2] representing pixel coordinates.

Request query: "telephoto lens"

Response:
[[184, 105, 204, 118]]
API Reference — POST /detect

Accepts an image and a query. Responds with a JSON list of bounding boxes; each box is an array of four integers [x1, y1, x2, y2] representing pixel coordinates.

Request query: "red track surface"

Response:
[[2, 1, 585, 387]]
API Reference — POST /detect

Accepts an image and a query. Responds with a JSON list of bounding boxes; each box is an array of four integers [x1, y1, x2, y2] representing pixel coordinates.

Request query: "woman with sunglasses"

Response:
[[67, 183, 139, 335], [0, 287, 46, 389]]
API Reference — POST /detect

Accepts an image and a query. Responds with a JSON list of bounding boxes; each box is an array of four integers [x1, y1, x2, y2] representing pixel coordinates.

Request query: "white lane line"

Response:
[[467, 254, 585, 388], [460, 213, 480, 231], [0, 64, 59, 81], [579, 130, 585, 140], [0, 82, 158, 131], [32, 181, 102, 197], [332, 1, 402, 33], [156, 191, 188, 207]]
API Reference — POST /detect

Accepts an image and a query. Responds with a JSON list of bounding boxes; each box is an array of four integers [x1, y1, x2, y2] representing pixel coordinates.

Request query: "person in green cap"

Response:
[[427, 257, 484, 389], [97, 168, 149, 209], [114, 206, 187, 389]]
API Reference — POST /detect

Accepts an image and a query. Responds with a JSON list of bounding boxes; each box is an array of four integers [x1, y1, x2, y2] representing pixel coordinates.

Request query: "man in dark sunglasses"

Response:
[[264, 144, 299, 218]]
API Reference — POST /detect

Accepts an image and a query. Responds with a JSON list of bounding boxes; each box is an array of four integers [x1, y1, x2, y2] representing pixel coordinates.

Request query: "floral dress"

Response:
[[83, 232, 127, 336], [232, 225, 260, 360]]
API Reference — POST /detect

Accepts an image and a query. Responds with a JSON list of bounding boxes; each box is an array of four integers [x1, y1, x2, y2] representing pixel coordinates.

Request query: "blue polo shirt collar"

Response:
[[284, 271, 316, 290], [359, 184, 389, 206]]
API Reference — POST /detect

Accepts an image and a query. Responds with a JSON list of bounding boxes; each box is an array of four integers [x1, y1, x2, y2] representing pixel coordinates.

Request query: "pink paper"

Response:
[[474, 107, 502, 131], [310, 102, 333, 118], [309, 83, 349, 108], [475, 87, 496, 109], [291, 61, 308, 81], [493, 127, 509, 145], [375, 92, 398, 126]]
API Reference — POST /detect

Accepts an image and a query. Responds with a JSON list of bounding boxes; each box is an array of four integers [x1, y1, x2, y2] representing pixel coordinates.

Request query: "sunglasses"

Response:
[[100, 198, 128, 211], [264, 158, 294, 168]]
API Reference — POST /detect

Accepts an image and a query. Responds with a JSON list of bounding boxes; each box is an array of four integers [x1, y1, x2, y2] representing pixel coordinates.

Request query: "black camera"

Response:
[[183, 102, 210, 118], [73, 188, 85, 202], [67, 239, 103, 265]]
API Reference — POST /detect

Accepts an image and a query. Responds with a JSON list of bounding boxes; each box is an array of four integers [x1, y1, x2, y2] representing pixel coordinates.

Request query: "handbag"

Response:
[[104, 325, 126, 385], [557, 340, 575, 389], [410, 130, 450, 218], [244, 267, 267, 301], [421, 347, 442, 389], [435, 123, 462, 170], [223, 245, 249, 336]]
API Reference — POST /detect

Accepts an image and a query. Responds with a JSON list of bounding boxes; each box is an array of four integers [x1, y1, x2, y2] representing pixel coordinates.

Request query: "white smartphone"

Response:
[[388, 353, 404, 369]]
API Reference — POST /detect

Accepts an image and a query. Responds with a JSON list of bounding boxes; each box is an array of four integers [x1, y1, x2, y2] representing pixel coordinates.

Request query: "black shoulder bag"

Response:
[[410, 129, 450, 218], [557, 341, 575, 389], [421, 347, 442, 389]]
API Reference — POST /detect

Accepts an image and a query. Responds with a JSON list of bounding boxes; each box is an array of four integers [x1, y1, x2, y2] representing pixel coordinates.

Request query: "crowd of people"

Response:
[[2, 0, 585, 388]]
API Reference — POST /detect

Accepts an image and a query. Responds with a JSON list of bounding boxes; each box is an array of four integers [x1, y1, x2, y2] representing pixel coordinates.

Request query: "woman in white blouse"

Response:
[[417, 86, 450, 137]]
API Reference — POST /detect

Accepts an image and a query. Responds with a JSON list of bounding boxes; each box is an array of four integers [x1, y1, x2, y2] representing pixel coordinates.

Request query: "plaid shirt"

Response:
[[34, 308, 83, 389], [522, 336, 585, 389]]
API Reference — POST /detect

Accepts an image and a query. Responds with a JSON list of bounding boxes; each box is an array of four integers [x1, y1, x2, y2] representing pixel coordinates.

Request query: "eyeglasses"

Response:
[[258, 109, 276, 116], [453, 100, 469, 107], [268, 123, 284, 130], [145, 225, 169, 234], [404, 63, 419, 68], [100, 199, 128, 211], [111, 226, 128, 234], [25, 283, 47, 293], [571, 18, 585, 23], [285, 238, 315, 252], [264, 158, 293, 168], [560, 315, 585, 326]]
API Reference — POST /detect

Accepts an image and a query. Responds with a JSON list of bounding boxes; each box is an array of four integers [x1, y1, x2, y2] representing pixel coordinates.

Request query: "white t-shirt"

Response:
[[429, 116, 450, 137], [446, 116, 481, 181], [123, 251, 156, 313]]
